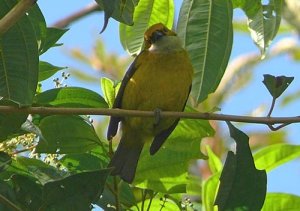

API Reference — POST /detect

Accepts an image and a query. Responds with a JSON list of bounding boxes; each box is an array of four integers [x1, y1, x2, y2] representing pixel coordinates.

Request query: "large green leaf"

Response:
[[34, 87, 108, 108], [134, 113, 214, 193], [202, 173, 220, 211], [119, 0, 174, 55], [0, 0, 38, 106], [177, 0, 233, 103], [262, 193, 300, 210], [215, 122, 266, 210], [131, 198, 179, 210], [36, 115, 101, 154], [42, 169, 110, 210], [247, 0, 282, 56], [254, 144, 300, 172]]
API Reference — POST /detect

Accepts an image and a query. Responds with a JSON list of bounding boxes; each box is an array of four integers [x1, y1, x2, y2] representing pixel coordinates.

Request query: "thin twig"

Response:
[[113, 177, 120, 211], [267, 97, 276, 117], [52, 2, 102, 28], [0, 194, 22, 211], [11, 144, 37, 155], [0, 106, 300, 126], [0, 0, 36, 35]]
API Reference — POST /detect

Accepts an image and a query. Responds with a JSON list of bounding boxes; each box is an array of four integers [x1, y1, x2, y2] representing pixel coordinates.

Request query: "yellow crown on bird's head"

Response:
[[144, 23, 177, 49]]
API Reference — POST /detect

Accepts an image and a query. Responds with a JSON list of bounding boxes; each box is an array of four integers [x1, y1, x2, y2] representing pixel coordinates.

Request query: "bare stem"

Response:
[[267, 97, 276, 117], [0, 106, 299, 127], [0, 0, 36, 35], [0, 194, 22, 211], [52, 2, 102, 28]]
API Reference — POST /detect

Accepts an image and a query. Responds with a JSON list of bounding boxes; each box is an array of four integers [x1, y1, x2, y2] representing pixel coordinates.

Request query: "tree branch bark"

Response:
[[1, 106, 300, 125], [0, 0, 36, 35]]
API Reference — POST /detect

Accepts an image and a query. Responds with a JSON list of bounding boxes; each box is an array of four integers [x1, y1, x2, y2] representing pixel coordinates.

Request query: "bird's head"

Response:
[[144, 23, 178, 50]]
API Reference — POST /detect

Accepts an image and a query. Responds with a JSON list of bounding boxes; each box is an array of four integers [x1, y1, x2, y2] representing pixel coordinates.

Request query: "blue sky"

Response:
[[38, 0, 300, 203]]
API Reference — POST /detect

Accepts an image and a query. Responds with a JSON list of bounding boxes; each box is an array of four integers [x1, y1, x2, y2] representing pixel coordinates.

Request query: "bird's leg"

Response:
[[153, 108, 162, 127]]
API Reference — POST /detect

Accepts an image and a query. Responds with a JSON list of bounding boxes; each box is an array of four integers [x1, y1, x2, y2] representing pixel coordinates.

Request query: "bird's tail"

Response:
[[108, 135, 144, 183]]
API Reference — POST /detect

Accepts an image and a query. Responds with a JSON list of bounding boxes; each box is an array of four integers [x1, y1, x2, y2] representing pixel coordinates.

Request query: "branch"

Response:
[[52, 2, 102, 28], [0, 194, 22, 211], [0, 0, 36, 35], [0, 106, 300, 126]]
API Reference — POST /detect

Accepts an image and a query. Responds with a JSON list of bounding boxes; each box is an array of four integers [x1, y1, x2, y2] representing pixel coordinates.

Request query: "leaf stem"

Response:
[[0, 0, 36, 35], [267, 97, 276, 117], [0, 194, 22, 211]]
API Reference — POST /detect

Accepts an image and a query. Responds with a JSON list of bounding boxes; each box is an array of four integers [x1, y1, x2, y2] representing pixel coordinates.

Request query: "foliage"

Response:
[[0, 0, 300, 210]]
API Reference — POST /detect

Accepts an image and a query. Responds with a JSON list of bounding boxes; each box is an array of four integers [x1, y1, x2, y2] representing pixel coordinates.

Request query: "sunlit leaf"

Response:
[[38, 61, 66, 82], [120, 0, 174, 55], [262, 193, 300, 210], [254, 144, 300, 172], [177, 0, 233, 103]]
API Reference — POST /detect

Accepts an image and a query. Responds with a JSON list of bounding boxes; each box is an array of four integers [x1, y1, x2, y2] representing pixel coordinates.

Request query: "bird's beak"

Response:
[[150, 30, 165, 43]]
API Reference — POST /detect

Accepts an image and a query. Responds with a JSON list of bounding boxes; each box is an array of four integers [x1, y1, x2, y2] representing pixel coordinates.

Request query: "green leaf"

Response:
[[134, 110, 214, 193], [247, 0, 282, 56], [38, 61, 66, 81], [177, 0, 233, 103], [0, 180, 18, 210], [101, 77, 119, 108], [206, 145, 222, 174], [96, 0, 139, 33], [262, 193, 300, 210], [131, 197, 179, 211], [42, 169, 111, 210], [254, 144, 300, 172], [39, 27, 68, 55], [34, 87, 108, 108], [215, 122, 267, 210], [202, 173, 220, 211], [36, 115, 101, 154], [60, 153, 108, 173], [119, 0, 174, 55], [0, 151, 11, 171], [262, 74, 294, 99], [232, 0, 261, 17], [10, 174, 43, 210], [2, 157, 63, 185], [0, 100, 27, 141], [0, 0, 38, 106]]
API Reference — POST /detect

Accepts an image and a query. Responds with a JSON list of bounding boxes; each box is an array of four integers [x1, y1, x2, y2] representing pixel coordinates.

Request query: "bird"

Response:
[[107, 23, 194, 183]]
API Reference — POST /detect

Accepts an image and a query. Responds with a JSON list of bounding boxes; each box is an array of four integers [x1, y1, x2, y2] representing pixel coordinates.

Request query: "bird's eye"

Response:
[[162, 27, 168, 33]]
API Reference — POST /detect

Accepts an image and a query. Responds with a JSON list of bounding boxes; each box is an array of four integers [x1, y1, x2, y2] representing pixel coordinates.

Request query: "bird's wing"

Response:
[[107, 53, 142, 140], [150, 85, 192, 154]]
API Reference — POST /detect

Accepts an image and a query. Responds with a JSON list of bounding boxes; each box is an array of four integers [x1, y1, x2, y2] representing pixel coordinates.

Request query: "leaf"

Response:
[[34, 87, 108, 108], [177, 0, 233, 103], [134, 109, 214, 193], [254, 144, 300, 172], [42, 169, 111, 210], [206, 145, 222, 174], [262, 74, 294, 99], [39, 27, 68, 55], [0, 151, 11, 171], [262, 193, 300, 210], [38, 61, 66, 81], [119, 0, 174, 55], [96, 0, 139, 33], [202, 173, 220, 211], [2, 157, 63, 185], [36, 115, 101, 154], [11, 174, 43, 210], [0, 0, 38, 106], [214, 122, 267, 211], [60, 153, 108, 173], [247, 0, 282, 56], [101, 77, 119, 108], [0, 101, 27, 141], [232, 0, 261, 17]]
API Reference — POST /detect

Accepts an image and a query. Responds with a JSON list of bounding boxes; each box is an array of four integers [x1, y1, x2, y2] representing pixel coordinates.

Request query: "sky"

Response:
[[38, 0, 300, 206]]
